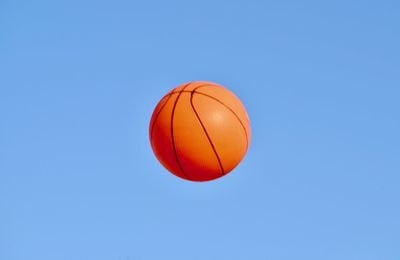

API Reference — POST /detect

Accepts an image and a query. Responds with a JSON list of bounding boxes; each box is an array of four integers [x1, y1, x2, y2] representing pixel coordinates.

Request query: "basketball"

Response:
[[149, 81, 251, 182]]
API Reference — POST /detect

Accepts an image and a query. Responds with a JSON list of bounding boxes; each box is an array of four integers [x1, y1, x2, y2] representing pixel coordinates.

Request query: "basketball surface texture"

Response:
[[149, 81, 251, 182]]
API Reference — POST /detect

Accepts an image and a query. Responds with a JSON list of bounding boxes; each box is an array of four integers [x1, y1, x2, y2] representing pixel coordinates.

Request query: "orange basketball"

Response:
[[149, 81, 251, 182]]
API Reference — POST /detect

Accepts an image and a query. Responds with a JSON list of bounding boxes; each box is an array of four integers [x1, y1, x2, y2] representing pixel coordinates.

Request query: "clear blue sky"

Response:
[[1, 0, 399, 259]]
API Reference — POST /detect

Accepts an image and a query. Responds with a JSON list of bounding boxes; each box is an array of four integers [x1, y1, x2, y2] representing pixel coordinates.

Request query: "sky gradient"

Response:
[[1, 0, 400, 259]]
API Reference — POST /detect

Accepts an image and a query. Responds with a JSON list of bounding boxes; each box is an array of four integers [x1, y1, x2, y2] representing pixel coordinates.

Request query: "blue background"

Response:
[[1, 0, 399, 259]]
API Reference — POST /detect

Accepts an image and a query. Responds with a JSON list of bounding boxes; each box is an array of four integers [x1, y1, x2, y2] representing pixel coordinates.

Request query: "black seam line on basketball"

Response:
[[193, 91, 249, 150], [158, 84, 214, 99], [190, 91, 225, 177], [170, 83, 192, 180], [150, 88, 178, 140]]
